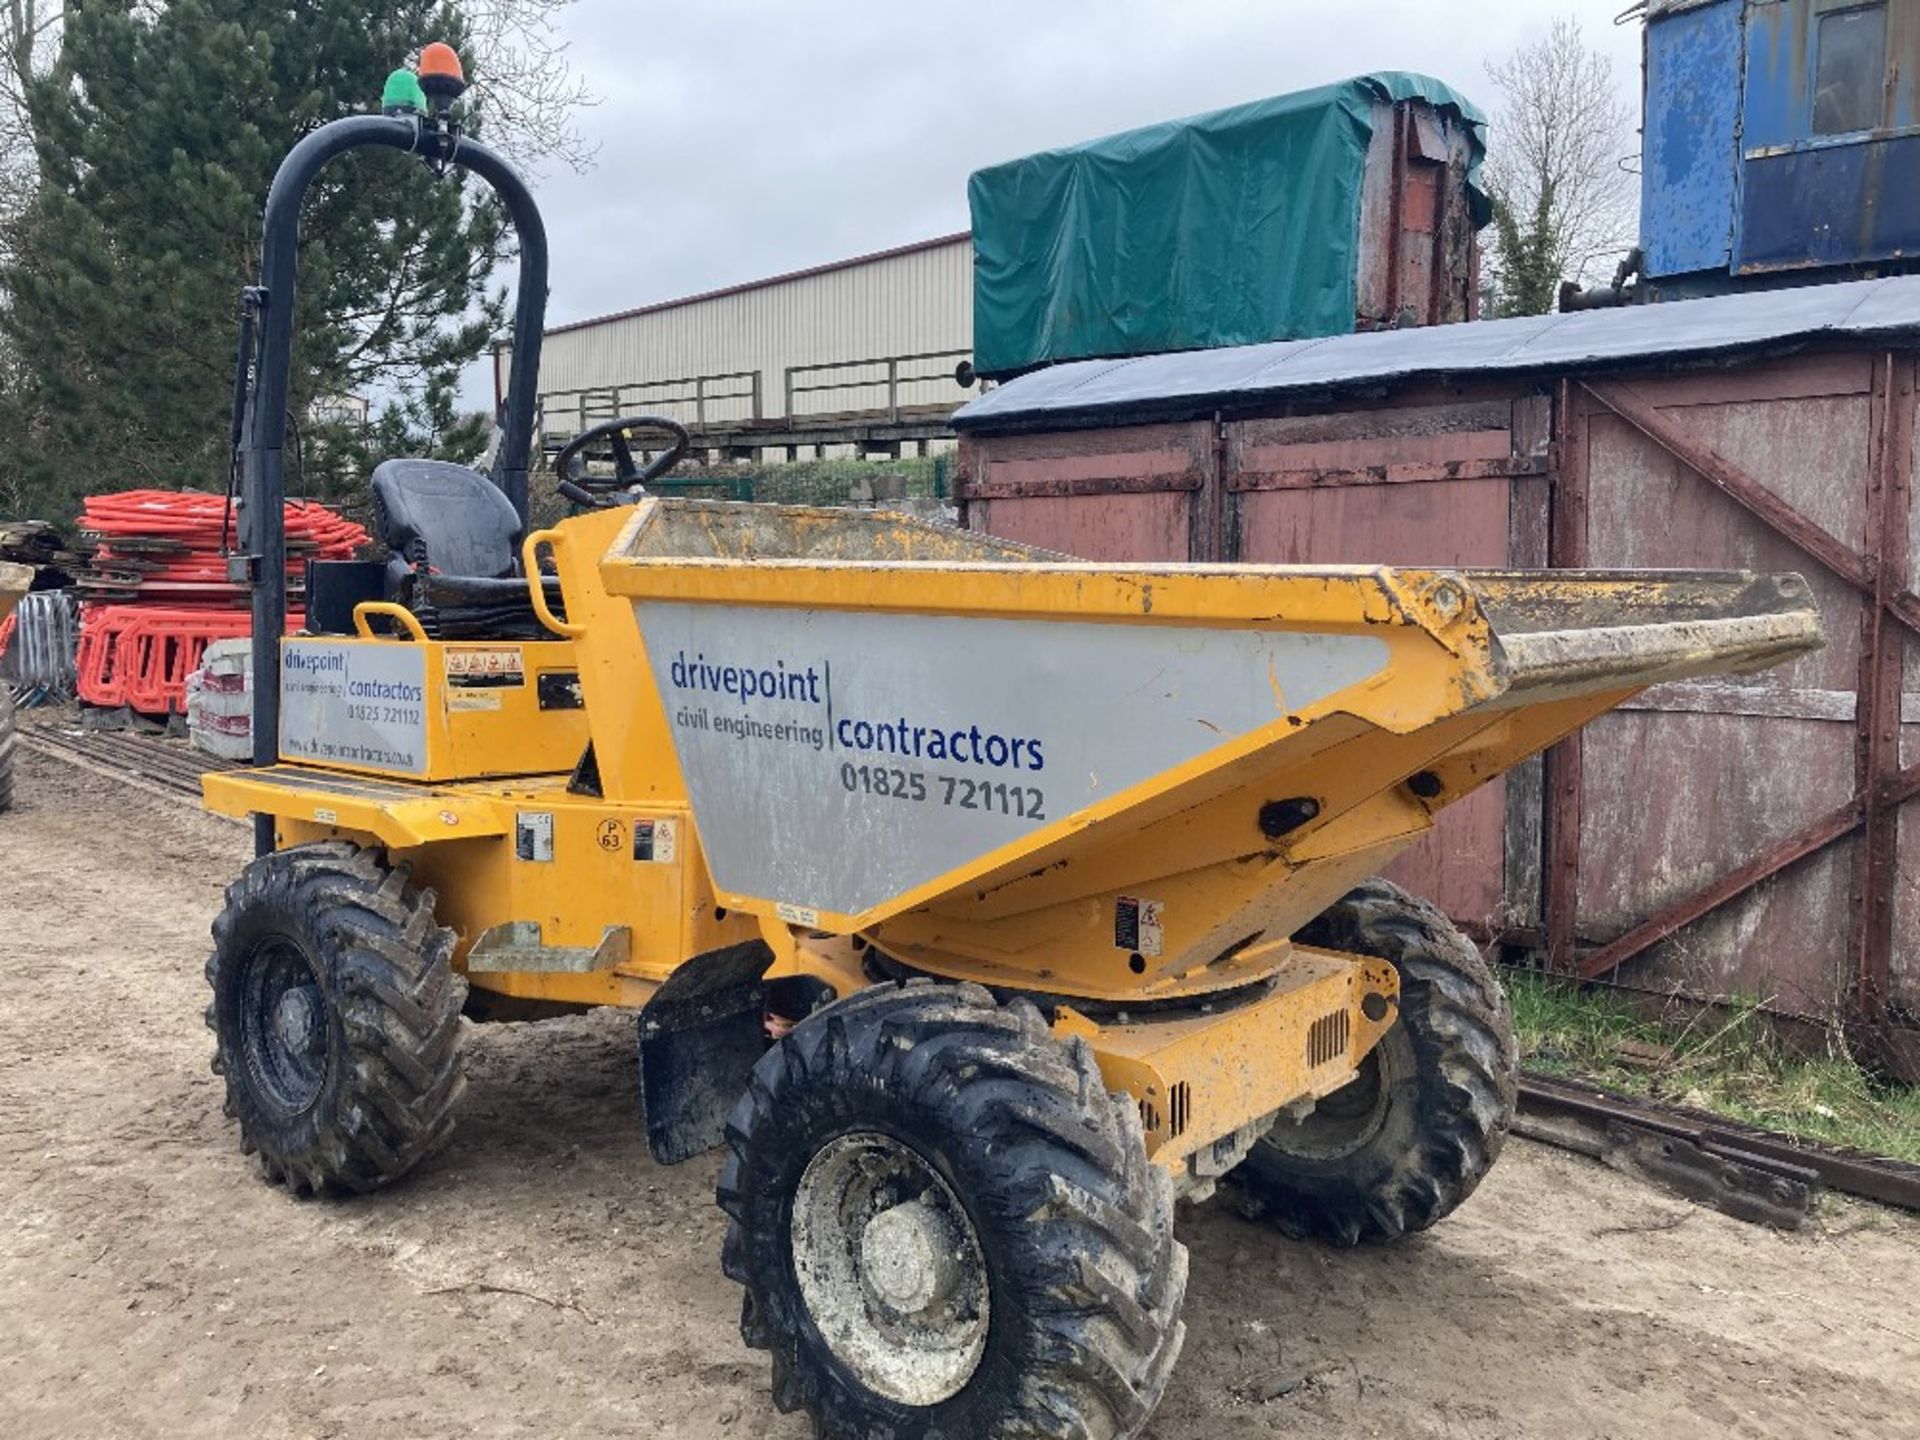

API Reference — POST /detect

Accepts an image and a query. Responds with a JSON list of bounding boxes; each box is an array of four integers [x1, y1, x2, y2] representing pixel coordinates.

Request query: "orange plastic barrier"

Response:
[[76, 605, 306, 716]]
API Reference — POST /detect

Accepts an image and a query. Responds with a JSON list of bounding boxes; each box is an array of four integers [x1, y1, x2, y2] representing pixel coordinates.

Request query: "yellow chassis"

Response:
[[212, 761, 1398, 1169]]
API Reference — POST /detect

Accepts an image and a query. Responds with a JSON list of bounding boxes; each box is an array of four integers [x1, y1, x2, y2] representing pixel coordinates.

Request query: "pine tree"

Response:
[[0, 0, 509, 522]]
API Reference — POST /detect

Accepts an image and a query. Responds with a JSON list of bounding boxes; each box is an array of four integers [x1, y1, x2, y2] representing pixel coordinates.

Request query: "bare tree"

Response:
[[0, 0, 60, 228], [1482, 16, 1639, 317], [458, 0, 599, 175]]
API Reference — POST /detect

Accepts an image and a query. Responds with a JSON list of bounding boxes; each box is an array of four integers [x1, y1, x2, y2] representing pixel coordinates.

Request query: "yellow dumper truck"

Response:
[[201, 53, 1823, 1440]]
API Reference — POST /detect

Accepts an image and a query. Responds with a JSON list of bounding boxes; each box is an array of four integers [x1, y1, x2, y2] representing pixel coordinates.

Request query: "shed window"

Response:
[[1812, 4, 1887, 135]]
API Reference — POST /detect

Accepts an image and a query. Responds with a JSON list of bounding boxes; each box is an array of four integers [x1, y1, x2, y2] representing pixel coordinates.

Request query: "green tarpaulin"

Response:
[[967, 72, 1488, 377]]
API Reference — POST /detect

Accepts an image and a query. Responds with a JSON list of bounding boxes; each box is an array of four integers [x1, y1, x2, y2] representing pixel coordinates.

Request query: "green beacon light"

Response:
[[381, 67, 428, 117]]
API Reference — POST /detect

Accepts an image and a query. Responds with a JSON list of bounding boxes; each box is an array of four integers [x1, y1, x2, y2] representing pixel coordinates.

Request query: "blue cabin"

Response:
[[1642, 0, 1920, 294]]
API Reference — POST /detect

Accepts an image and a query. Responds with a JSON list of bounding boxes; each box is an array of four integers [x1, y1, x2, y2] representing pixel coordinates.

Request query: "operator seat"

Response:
[[371, 459, 562, 640]]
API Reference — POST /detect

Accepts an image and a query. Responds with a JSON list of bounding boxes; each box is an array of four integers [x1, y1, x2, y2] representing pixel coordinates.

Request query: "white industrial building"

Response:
[[495, 233, 975, 456]]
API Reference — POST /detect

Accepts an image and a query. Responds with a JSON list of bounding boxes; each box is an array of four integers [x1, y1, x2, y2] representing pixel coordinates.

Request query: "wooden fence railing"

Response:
[[535, 349, 972, 442], [537, 370, 762, 438]]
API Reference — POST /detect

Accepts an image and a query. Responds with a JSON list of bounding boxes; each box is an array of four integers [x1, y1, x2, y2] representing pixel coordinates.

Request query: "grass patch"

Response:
[[1506, 971, 1920, 1165]]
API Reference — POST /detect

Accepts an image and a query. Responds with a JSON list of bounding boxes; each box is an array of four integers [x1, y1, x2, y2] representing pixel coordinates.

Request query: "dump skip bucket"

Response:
[[600, 502, 1821, 993]]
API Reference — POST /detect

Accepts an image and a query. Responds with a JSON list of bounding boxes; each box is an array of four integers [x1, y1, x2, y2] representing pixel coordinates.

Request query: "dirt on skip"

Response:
[[2, 746, 1916, 1440]]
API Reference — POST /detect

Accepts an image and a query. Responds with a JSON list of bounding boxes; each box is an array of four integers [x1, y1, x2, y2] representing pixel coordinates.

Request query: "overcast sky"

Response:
[[461, 0, 1644, 407]]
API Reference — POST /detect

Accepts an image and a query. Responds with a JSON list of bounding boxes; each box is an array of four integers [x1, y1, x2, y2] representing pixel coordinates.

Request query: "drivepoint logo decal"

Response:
[[666, 649, 1043, 773]]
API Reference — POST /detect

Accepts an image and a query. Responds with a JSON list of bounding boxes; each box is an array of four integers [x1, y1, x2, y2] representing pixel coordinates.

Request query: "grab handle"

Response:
[[351, 601, 429, 643], [522, 528, 587, 638]]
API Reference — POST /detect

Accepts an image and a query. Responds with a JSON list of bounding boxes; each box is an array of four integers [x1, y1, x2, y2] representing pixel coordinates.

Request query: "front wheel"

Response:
[[718, 981, 1187, 1440], [205, 841, 466, 1195], [1224, 879, 1518, 1246]]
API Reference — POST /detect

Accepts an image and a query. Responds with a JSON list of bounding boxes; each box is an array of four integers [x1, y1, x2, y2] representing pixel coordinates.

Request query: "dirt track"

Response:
[[2, 744, 1917, 1440]]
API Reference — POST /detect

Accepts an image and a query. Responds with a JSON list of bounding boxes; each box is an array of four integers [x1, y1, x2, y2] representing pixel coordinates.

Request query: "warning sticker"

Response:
[[776, 901, 820, 928], [633, 817, 677, 864], [446, 647, 526, 688], [447, 689, 503, 712], [515, 812, 554, 863], [1114, 897, 1164, 957]]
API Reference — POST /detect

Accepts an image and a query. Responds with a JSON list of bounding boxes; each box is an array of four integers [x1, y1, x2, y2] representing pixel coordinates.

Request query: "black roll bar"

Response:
[[233, 113, 548, 855]]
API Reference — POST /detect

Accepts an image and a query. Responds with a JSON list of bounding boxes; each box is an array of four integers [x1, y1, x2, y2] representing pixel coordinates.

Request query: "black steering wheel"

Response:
[[551, 415, 691, 509]]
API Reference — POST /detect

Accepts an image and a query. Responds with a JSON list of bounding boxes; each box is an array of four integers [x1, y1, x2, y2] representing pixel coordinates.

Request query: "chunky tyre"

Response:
[[0, 687, 14, 813], [205, 841, 466, 1195], [718, 981, 1187, 1440], [1225, 879, 1517, 1246]]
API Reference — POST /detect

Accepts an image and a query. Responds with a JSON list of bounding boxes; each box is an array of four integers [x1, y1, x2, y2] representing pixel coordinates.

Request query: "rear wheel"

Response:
[[718, 981, 1187, 1440], [205, 841, 466, 1195], [1224, 879, 1517, 1245]]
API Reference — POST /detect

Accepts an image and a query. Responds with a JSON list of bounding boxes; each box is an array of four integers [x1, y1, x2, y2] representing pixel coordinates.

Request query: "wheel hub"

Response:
[[790, 1132, 990, 1406], [860, 1200, 960, 1315], [273, 987, 321, 1058], [238, 937, 328, 1115]]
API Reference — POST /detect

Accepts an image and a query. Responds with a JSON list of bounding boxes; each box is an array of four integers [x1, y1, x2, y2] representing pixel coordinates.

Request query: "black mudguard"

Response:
[[637, 941, 774, 1164]]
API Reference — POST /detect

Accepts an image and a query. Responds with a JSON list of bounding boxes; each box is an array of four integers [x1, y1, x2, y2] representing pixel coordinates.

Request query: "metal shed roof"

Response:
[[951, 274, 1920, 433], [542, 232, 972, 338]]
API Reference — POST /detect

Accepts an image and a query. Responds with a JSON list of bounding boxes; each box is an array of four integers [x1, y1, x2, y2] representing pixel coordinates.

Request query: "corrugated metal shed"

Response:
[[953, 275, 1920, 430], [506, 234, 975, 434]]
